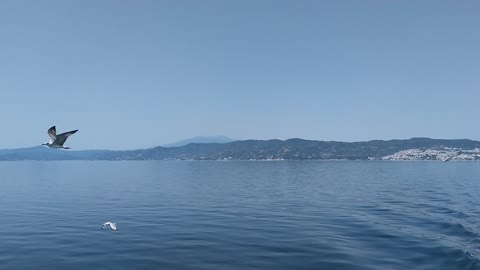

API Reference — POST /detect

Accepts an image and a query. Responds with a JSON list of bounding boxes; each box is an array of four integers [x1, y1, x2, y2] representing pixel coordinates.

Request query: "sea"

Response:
[[0, 161, 479, 270]]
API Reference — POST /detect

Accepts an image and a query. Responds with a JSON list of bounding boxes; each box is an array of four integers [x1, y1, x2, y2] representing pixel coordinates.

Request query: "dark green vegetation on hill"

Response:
[[0, 138, 479, 161]]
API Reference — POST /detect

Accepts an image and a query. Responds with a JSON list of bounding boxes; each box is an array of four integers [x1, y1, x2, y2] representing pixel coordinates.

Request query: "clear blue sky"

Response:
[[0, 0, 478, 150]]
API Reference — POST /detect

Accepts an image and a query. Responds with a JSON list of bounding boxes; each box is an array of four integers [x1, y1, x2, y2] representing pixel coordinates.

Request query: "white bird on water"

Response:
[[42, 126, 78, 149], [102, 222, 117, 231]]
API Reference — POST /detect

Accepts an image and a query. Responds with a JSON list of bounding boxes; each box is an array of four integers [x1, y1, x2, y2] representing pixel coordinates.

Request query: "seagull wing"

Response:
[[102, 222, 117, 230], [54, 130, 78, 145], [47, 126, 57, 143]]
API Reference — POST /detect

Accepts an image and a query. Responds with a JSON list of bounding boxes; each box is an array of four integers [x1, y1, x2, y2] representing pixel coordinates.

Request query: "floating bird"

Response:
[[42, 126, 78, 149], [102, 222, 117, 231]]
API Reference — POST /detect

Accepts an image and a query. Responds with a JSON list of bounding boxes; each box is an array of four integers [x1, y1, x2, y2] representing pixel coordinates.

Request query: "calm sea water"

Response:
[[0, 161, 479, 270]]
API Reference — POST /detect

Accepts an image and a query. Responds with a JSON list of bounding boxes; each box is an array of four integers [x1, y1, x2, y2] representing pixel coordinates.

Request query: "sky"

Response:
[[0, 0, 478, 150]]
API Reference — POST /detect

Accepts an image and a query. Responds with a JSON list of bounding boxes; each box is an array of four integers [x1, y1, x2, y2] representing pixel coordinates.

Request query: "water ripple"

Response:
[[0, 161, 479, 269]]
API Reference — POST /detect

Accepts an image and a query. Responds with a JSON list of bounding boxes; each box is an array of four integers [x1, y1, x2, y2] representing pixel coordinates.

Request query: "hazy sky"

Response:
[[0, 0, 478, 149]]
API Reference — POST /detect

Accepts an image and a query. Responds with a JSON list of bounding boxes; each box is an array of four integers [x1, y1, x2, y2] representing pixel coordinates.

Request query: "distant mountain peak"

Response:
[[162, 136, 235, 148]]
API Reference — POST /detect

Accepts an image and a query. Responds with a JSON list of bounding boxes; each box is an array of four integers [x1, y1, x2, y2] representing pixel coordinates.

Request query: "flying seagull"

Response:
[[102, 222, 117, 231], [42, 126, 78, 149]]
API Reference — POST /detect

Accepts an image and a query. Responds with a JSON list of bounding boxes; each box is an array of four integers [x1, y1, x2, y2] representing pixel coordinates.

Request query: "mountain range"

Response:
[[0, 137, 479, 161]]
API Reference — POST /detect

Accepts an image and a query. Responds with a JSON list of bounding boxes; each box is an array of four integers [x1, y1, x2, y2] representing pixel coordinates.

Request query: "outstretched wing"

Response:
[[47, 126, 56, 143], [54, 130, 78, 145], [102, 222, 117, 230]]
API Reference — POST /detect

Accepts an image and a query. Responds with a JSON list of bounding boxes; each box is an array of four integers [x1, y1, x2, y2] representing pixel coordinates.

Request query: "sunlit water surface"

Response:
[[0, 161, 479, 269]]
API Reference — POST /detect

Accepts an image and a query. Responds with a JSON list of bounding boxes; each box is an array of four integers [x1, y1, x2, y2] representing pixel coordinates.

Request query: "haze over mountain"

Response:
[[162, 136, 235, 147]]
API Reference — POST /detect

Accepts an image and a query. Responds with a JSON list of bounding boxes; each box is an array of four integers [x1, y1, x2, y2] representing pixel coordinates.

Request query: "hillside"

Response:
[[0, 138, 479, 161]]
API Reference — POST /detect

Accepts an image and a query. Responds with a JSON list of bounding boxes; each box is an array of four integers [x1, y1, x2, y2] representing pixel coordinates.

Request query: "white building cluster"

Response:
[[381, 148, 480, 161]]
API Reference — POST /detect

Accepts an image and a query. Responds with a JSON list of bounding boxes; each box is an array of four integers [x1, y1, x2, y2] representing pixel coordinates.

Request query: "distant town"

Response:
[[380, 147, 480, 161]]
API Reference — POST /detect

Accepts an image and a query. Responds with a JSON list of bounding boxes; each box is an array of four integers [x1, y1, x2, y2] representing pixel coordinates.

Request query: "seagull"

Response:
[[42, 126, 78, 149], [102, 222, 117, 231]]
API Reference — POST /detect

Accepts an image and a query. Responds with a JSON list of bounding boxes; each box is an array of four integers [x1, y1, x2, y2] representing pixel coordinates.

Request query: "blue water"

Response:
[[0, 161, 479, 270]]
